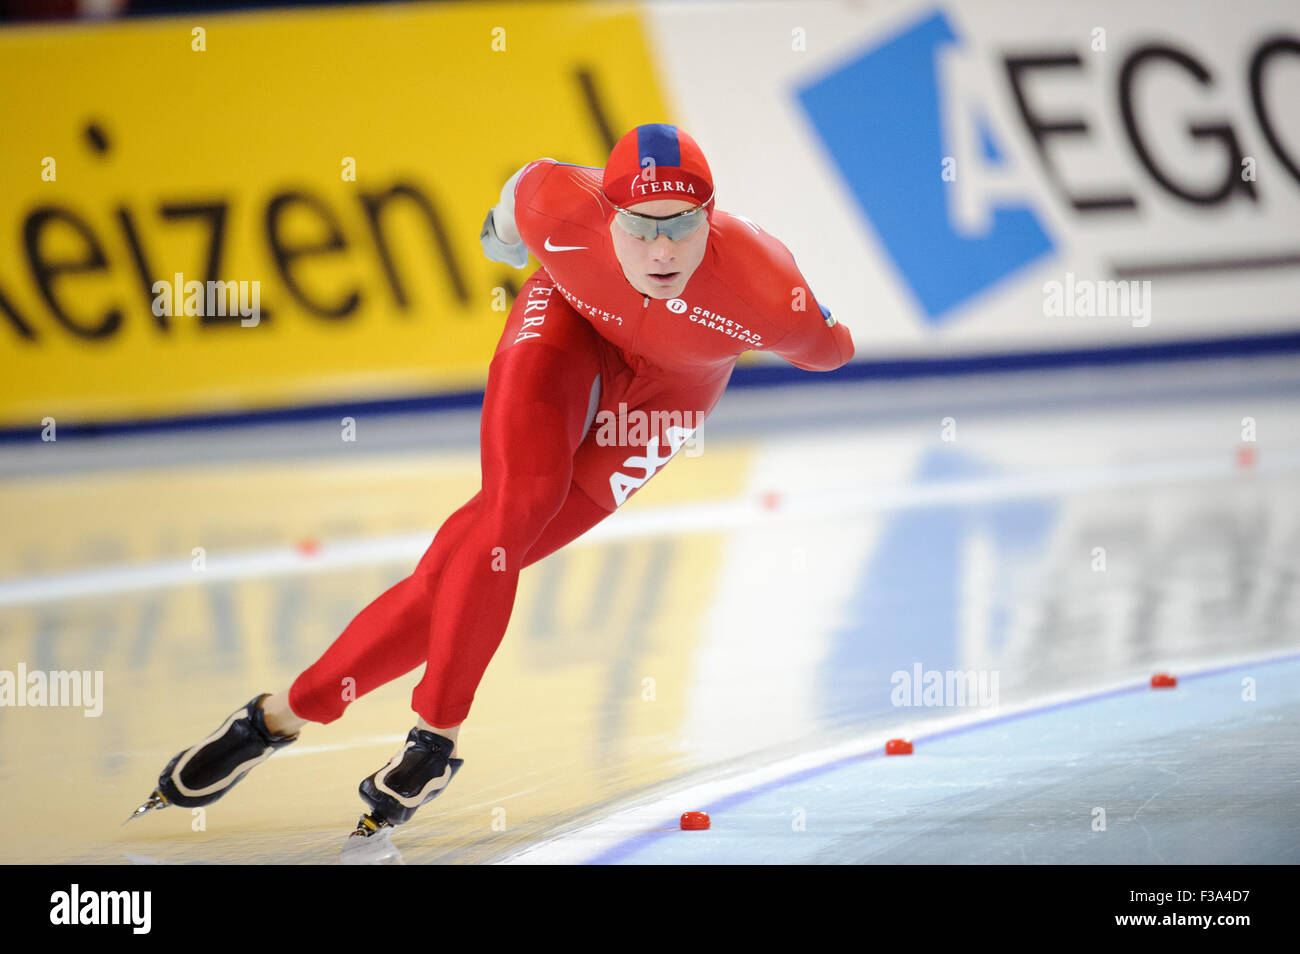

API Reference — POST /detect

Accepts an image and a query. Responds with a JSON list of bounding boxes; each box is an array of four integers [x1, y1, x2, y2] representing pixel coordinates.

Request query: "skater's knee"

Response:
[[288, 675, 348, 725], [477, 476, 570, 551]]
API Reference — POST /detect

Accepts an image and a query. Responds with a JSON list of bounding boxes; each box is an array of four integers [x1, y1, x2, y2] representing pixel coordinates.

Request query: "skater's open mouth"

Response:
[[649, 272, 679, 282]]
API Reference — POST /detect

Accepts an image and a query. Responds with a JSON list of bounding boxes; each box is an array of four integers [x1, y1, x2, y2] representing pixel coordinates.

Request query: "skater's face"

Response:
[[609, 198, 710, 300]]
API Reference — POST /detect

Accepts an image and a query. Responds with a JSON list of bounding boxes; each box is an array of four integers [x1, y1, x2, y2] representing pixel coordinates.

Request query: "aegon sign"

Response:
[[1005, 36, 1300, 212]]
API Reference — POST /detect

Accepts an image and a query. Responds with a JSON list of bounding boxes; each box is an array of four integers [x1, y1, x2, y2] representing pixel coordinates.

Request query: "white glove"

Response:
[[480, 208, 530, 269]]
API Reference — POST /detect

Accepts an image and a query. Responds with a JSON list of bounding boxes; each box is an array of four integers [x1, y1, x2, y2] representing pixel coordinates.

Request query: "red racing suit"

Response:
[[289, 158, 855, 728]]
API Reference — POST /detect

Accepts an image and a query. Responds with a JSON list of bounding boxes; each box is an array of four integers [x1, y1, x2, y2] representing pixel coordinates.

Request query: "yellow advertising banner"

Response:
[[0, 2, 670, 427]]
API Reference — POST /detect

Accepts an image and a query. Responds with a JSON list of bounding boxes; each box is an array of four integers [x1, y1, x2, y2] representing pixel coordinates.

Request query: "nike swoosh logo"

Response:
[[544, 237, 588, 252]]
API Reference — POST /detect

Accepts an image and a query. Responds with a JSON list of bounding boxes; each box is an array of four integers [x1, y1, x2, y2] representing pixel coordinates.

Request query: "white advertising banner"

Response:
[[646, 0, 1300, 362]]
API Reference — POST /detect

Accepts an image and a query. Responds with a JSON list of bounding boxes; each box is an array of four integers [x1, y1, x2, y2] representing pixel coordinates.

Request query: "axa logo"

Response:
[[609, 425, 697, 507], [797, 9, 1055, 323]]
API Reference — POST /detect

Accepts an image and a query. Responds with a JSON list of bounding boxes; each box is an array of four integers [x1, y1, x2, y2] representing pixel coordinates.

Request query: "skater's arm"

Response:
[[490, 163, 530, 245], [766, 296, 854, 372], [480, 159, 555, 267], [744, 229, 854, 372]]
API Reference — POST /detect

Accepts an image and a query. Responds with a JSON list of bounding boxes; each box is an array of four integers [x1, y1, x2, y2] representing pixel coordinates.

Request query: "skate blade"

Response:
[[341, 814, 404, 866], [123, 791, 168, 825]]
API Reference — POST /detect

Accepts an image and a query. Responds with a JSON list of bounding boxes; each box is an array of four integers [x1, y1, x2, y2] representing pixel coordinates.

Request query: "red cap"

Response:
[[602, 124, 714, 211]]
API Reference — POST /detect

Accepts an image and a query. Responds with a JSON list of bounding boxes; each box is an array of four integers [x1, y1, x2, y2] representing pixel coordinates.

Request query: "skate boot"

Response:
[[125, 693, 299, 823], [346, 727, 463, 847]]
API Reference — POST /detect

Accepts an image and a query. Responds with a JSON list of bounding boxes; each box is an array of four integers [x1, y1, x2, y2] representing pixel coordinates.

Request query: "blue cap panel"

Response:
[[636, 124, 681, 169]]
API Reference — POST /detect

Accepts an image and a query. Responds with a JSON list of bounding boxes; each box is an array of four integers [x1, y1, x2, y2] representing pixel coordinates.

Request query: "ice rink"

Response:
[[1, 355, 1297, 864]]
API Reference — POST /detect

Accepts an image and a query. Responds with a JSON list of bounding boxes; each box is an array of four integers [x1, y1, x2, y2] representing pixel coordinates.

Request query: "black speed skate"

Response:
[[125, 693, 298, 823], [347, 727, 464, 843]]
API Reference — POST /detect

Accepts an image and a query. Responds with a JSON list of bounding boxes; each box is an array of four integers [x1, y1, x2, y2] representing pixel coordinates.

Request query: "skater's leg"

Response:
[[262, 690, 308, 736], [275, 475, 612, 734], [348, 311, 607, 833], [283, 491, 486, 727], [280, 368, 727, 732], [285, 274, 607, 730], [405, 359, 729, 726], [408, 477, 612, 743], [411, 336, 604, 728]]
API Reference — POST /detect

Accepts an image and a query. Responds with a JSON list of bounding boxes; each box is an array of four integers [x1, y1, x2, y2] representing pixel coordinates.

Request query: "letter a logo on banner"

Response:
[[796, 10, 1055, 323]]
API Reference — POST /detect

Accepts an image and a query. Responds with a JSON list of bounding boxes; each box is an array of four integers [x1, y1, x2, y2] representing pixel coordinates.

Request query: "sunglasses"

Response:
[[612, 200, 711, 242]]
